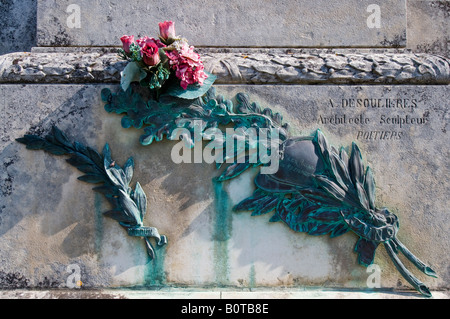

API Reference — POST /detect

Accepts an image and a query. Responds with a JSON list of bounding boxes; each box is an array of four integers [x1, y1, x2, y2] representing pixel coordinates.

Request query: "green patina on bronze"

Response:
[[235, 130, 437, 297], [212, 180, 232, 285], [16, 127, 167, 260], [17, 85, 437, 297], [144, 244, 167, 287]]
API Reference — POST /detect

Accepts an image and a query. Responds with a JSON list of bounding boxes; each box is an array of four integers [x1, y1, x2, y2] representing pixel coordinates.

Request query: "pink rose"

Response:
[[159, 21, 176, 40], [120, 35, 135, 54], [136, 36, 166, 49], [141, 42, 160, 66]]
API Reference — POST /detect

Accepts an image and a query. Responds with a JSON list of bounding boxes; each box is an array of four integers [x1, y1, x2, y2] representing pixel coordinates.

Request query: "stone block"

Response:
[[0, 0, 37, 55], [2, 50, 449, 85], [0, 83, 447, 293], [36, 0, 407, 48], [407, 0, 449, 57]]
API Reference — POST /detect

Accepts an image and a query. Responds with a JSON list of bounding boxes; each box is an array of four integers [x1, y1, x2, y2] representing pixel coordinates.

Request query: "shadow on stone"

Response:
[[0, 0, 37, 55]]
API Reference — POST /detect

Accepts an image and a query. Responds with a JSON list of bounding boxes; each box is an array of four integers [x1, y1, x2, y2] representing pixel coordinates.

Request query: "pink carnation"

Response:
[[166, 44, 208, 89]]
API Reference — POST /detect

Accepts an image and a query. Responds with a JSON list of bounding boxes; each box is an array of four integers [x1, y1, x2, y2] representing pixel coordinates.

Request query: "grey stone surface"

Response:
[[0, 0, 448, 299], [0, 288, 448, 299], [0, 84, 448, 292], [1, 49, 449, 84], [2, 1, 449, 58], [407, 0, 449, 58], [202, 49, 450, 84], [36, 0, 407, 48], [0, 0, 37, 55], [0, 51, 125, 84], [2, 1, 449, 57]]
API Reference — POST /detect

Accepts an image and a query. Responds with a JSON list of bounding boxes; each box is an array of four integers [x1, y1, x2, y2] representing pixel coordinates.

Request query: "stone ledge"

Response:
[[1, 48, 449, 85], [0, 288, 449, 299]]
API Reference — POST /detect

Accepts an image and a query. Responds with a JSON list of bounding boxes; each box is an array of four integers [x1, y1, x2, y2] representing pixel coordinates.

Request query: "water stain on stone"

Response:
[[212, 180, 232, 286], [94, 193, 104, 256], [249, 264, 256, 288], [144, 245, 167, 287]]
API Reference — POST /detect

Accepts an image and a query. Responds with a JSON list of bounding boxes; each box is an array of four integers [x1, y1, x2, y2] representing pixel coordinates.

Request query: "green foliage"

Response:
[[232, 127, 437, 296], [140, 62, 171, 90], [120, 62, 147, 92], [233, 130, 391, 262], [17, 126, 167, 260], [164, 72, 217, 100], [102, 86, 290, 180]]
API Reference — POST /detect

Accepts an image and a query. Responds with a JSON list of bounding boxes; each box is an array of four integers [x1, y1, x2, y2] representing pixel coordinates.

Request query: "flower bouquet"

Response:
[[118, 21, 216, 100]]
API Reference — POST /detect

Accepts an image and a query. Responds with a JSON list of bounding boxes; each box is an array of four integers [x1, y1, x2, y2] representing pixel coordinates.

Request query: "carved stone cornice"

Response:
[[200, 49, 450, 85], [1, 48, 449, 84]]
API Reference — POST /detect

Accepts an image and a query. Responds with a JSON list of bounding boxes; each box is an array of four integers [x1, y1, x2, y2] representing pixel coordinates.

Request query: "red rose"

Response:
[[136, 36, 166, 49], [141, 42, 160, 66]]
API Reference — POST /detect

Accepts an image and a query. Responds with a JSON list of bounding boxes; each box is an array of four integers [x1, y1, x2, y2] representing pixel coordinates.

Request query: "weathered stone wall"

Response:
[[0, 0, 448, 296], [1, 0, 448, 57], [0, 0, 37, 55], [407, 0, 449, 58], [1, 84, 448, 291], [36, 0, 408, 47], [1, 49, 449, 85]]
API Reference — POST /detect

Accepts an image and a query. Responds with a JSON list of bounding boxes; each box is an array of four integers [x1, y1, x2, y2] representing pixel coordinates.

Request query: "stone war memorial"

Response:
[[0, 0, 449, 301]]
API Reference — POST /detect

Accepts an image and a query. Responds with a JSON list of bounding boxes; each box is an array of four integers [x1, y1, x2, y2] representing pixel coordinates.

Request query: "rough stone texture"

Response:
[[407, 0, 449, 58], [1, 49, 449, 84], [36, 0, 407, 48], [0, 0, 448, 300], [0, 84, 448, 293], [202, 49, 450, 84], [0, 0, 37, 55], [1, 1, 449, 58], [0, 288, 448, 299], [0, 50, 125, 84]]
